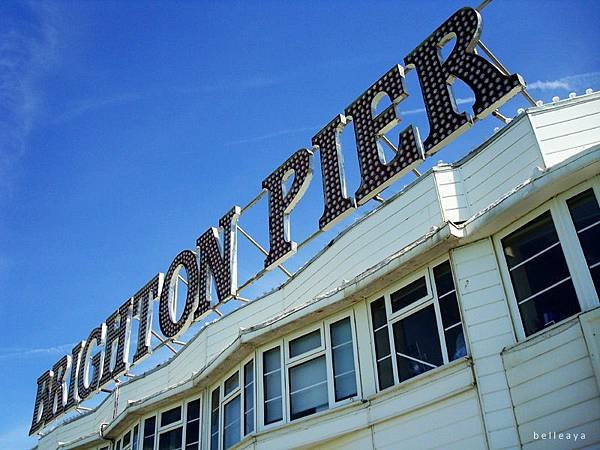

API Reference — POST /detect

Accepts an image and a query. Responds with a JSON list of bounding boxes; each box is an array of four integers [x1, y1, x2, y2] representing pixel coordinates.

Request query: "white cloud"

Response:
[[528, 71, 600, 91], [0, 1, 59, 200], [0, 342, 75, 360]]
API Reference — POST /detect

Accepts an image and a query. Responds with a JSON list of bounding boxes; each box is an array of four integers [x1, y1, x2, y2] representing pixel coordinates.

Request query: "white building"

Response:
[[34, 92, 600, 450]]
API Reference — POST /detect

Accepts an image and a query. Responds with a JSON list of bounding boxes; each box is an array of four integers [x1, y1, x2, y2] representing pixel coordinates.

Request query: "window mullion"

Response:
[[431, 267, 450, 364], [384, 293, 399, 385], [552, 199, 599, 309], [324, 322, 335, 408]]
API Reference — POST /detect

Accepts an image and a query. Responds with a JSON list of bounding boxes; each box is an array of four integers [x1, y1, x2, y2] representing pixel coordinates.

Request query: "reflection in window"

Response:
[[370, 261, 467, 390], [158, 427, 182, 450], [289, 329, 321, 357], [143, 416, 156, 450], [567, 189, 600, 294], [502, 211, 580, 336], [223, 396, 241, 449], [330, 317, 357, 402], [263, 347, 283, 425], [390, 276, 428, 313], [210, 388, 220, 450], [370, 298, 394, 390], [243, 361, 255, 435], [433, 261, 466, 361], [289, 355, 328, 420], [393, 305, 442, 381], [186, 400, 200, 450]]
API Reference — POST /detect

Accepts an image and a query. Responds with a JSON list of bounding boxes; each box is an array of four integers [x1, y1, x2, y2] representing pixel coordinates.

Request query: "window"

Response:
[[243, 360, 255, 435], [259, 313, 359, 426], [143, 416, 156, 450], [263, 347, 283, 425], [137, 399, 200, 450], [211, 359, 255, 450], [287, 330, 328, 420], [158, 406, 183, 450], [370, 261, 466, 391], [330, 318, 358, 402], [567, 188, 600, 294], [502, 211, 580, 336], [185, 400, 200, 450]]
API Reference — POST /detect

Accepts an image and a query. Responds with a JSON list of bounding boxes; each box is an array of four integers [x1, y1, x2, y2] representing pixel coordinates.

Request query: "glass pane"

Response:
[[393, 305, 443, 382], [330, 318, 357, 401], [377, 357, 394, 390], [502, 211, 560, 268], [509, 245, 571, 302], [185, 420, 199, 446], [374, 327, 390, 359], [445, 325, 467, 361], [289, 330, 321, 358], [502, 212, 581, 335], [264, 395, 282, 425], [330, 317, 353, 345], [123, 431, 131, 446], [158, 427, 182, 450], [161, 406, 182, 427], [371, 298, 393, 390], [370, 297, 387, 328], [263, 372, 281, 403], [244, 361, 254, 435], [210, 388, 220, 450], [433, 261, 455, 297], [567, 189, 600, 231], [289, 355, 327, 393], [567, 189, 600, 295], [143, 417, 156, 438], [519, 281, 581, 336], [439, 292, 461, 329], [132, 425, 139, 450], [263, 347, 281, 373], [187, 400, 200, 421], [263, 347, 282, 425], [289, 356, 328, 420], [223, 396, 241, 449], [224, 372, 239, 397], [143, 437, 154, 450], [116, 440, 121, 450], [390, 276, 428, 313]]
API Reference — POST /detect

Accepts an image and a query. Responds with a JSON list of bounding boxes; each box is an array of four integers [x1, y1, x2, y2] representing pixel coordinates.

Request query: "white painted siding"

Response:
[[530, 93, 600, 167], [461, 117, 544, 214], [451, 239, 520, 450], [502, 316, 600, 449], [433, 165, 471, 223]]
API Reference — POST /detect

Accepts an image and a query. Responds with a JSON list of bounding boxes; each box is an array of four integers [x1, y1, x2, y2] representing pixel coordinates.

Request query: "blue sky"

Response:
[[1, 0, 599, 448]]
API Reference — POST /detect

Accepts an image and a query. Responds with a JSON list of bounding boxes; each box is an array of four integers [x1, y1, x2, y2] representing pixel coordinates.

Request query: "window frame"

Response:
[[257, 310, 361, 429], [494, 178, 600, 341], [367, 257, 467, 391], [137, 396, 202, 450], [210, 356, 255, 450]]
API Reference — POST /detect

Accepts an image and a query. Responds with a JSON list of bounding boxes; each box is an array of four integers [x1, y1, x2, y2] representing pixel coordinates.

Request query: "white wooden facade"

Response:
[[35, 92, 600, 450]]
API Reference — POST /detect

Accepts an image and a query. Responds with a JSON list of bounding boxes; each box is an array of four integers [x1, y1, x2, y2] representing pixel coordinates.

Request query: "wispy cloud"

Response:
[[528, 71, 600, 91], [0, 342, 74, 360], [0, 1, 59, 199], [225, 125, 319, 146], [53, 92, 143, 124], [224, 97, 477, 146]]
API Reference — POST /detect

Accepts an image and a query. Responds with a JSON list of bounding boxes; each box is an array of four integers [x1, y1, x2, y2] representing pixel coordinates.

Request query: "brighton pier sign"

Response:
[[30, 6, 526, 435]]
